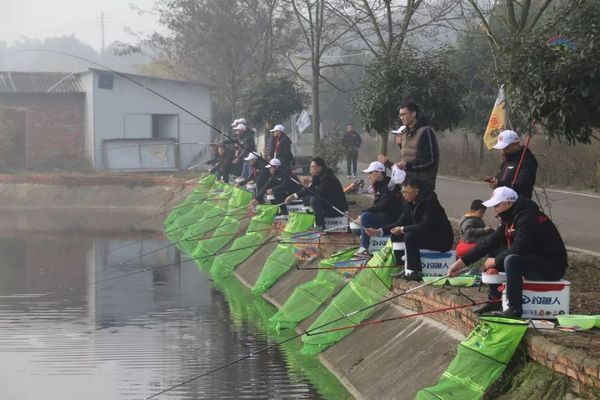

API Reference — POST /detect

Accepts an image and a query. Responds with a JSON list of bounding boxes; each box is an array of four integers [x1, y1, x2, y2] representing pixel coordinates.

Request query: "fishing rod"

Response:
[[296, 264, 396, 271], [304, 298, 500, 337], [89, 225, 341, 287], [0, 49, 361, 232], [145, 268, 468, 399], [95, 195, 248, 258], [111, 209, 256, 268]]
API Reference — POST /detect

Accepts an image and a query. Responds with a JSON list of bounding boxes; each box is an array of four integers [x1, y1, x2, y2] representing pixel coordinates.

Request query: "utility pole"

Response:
[[99, 12, 106, 53]]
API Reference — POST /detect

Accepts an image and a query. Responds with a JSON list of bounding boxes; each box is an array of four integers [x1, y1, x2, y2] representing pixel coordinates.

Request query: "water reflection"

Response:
[[0, 234, 350, 399]]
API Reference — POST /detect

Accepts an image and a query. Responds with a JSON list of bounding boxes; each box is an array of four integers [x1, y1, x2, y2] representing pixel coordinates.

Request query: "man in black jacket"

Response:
[[448, 187, 568, 318], [342, 123, 362, 178], [354, 161, 405, 256], [367, 178, 453, 282], [285, 157, 348, 230], [486, 130, 538, 198], [269, 124, 295, 169], [231, 123, 256, 180]]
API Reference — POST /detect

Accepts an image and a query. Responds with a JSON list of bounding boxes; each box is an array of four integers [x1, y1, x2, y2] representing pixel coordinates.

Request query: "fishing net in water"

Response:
[[163, 174, 216, 228], [269, 248, 357, 330], [250, 213, 315, 296], [416, 316, 528, 400], [301, 243, 397, 355], [209, 205, 279, 279]]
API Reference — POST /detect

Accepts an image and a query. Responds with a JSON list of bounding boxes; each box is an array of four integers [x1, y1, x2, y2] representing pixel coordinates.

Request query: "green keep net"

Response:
[[173, 203, 227, 254], [416, 316, 528, 400], [208, 205, 279, 279], [301, 243, 397, 354], [250, 213, 315, 296], [269, 248, 357, 330], [191, 215, 243, 260]]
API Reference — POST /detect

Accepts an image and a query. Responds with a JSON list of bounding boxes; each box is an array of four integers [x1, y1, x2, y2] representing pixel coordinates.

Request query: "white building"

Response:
[[79, 68, 212, 171]]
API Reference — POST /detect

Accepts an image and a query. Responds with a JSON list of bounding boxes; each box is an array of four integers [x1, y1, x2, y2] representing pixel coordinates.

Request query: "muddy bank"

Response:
[[0, 173, 193, 233]]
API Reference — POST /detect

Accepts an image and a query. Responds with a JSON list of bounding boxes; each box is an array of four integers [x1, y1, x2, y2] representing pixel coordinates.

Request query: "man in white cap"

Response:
[[486, 129, 538, 198], [353, 161, 405, 256], [448, 186, 568, 318], [237, 152, 269, 189], [269, 124, 294, 169], [230, 122, 257, 179], [256, 158, 301, 205]]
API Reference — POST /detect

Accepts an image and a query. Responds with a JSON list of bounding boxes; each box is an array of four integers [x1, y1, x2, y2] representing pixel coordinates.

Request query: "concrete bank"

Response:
[[234, 233, 465, 400]]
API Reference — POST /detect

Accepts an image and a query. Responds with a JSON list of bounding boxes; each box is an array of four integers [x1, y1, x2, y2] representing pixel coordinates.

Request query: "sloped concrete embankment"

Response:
[[234, 237, 465, 400]]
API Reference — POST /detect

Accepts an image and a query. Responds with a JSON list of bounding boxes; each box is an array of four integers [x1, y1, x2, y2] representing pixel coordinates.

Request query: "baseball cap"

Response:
[[231, 118, 247, 127], [362, 161, 385, 173], [482, 186, 518, 207], [232, 123, 247, 131], [391, 126, 407, 134], [266, 158, 281, 168], [493, 130, 520, 149], [269, 124, 285, 132], [244, 152, 259, 161]]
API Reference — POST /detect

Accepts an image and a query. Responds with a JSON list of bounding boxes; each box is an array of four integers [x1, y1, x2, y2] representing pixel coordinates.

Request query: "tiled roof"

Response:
[[0, 71, 84, 93]]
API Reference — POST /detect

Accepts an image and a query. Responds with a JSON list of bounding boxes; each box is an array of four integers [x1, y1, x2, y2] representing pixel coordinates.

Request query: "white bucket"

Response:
[[324, 216, 349, 232], [502, 280, 571, 319]]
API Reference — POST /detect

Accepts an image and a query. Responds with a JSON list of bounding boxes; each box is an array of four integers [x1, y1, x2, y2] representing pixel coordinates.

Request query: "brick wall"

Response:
[[0, 93, 86, 168], [392, 280, 600, 393]]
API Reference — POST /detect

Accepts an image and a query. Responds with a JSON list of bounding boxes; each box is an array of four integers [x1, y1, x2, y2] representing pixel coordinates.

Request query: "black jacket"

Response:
[[269, 133, 294, 168], [382, 188, 453, 250], [362, 176, 405, 221], [342, 130, 362, 153], [496, 146, 538, 198], [297, 168, 348, 212], [461, 196, 568, 268]]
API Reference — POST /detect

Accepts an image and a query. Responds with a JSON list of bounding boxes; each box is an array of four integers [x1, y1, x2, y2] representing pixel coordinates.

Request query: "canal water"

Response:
[[0, 233, 351, 399]]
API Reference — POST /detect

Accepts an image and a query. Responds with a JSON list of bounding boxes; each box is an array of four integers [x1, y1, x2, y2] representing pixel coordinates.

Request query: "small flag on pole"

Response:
[[295, 110, 311, 133], [483, 85, 507, 150]]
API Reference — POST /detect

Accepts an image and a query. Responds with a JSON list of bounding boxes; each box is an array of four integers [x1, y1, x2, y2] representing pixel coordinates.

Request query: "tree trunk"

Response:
[[478, 132, 485, 162], [311, 69, 321, 151], [378, 133, 388, 155]]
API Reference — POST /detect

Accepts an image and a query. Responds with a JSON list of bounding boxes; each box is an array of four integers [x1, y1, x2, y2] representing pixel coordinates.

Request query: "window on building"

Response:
[[152, 114, 178, 139]]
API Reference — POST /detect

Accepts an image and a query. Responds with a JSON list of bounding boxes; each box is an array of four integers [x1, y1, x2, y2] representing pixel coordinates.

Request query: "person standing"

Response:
[[285, 157, 348, 230], [231, 123, 256, 180], [342, 123, 362, 178], [269, 124, 295, 169], [380, 102, 439, 191], [486, 130, 538, 199], [448, 187, 568, 318]]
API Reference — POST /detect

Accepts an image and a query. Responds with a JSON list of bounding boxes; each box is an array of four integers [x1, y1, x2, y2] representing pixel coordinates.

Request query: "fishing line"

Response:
[[95, 194, 246, 258], [145, 269, 468, 399], [0, 49, 362, 231], [89, 226, 343, 287]]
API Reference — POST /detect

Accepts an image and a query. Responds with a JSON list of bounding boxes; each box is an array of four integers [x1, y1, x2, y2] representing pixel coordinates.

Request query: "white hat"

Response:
[[493, 130, 520, 149], [269, 124, 285, 133], [266, 158, 281, 168], [244, 152, 259, 161], [231, 118, 247, 127], [391, 126, 407, 134], [232, 123, 247, 131], [362, 161, 385, 173], [482, 186, 518, 207]]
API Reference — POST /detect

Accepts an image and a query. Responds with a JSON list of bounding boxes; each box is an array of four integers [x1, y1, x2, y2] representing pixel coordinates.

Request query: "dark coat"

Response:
[[461, 196, 568, 268], [297, 168, 348, 212], [362, 176, 405, 221], [382, 188, 453, 250], [496, 146, 538, 198], [269, 133, 294, 168], [342, 130, 362, 153]]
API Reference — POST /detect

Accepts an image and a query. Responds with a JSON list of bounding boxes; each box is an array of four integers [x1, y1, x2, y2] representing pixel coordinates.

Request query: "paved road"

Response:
[[435, 176, 600, 255]]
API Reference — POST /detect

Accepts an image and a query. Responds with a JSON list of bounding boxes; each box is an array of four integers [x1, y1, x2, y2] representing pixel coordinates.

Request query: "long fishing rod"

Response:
[[296, 264, 396, 271], [0, 49, 361, 230], [145, 268, 468, 399], [89, 225, 340, 287], [95, 195, 247, 259], [111, 208, 255, 268]]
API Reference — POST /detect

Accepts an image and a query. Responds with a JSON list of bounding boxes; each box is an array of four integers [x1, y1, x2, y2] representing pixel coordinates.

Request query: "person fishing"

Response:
[[285, 157, 347, 231], [447, 187, 568, 318]]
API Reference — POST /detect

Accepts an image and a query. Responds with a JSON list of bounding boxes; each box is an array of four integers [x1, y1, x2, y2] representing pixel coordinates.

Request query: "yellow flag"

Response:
[[483, 86, 506, 149]]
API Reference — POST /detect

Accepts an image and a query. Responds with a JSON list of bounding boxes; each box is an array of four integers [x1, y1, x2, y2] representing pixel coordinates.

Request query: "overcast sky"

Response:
[[2, 0, 161, 50]]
